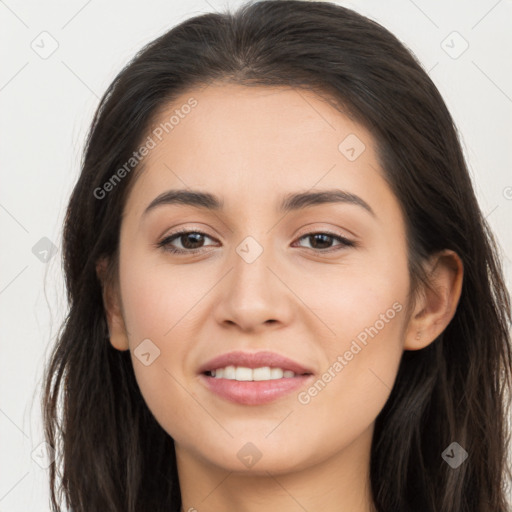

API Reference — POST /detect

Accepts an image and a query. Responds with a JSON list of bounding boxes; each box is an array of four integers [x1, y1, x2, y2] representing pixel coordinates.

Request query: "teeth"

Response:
[[253, 366, 272, 380], [224, 365, 236, 379], [235, 366, 253, 381], [210, 366, 297, 381]]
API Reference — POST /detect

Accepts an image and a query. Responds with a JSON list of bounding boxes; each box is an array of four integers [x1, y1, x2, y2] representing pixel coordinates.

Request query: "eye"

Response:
[[156, 229, 357, 255], [293, 231, 356, 252], [156, 229, 217, 254]]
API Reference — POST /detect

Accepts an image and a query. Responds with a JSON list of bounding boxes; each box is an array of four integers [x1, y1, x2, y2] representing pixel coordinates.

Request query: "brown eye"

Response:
[[294, 232, 355, 252], [157, 230, 217, 254]]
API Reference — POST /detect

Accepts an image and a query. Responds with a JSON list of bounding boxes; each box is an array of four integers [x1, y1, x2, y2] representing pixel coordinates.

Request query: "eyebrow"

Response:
[[141, 188, 375, 219]]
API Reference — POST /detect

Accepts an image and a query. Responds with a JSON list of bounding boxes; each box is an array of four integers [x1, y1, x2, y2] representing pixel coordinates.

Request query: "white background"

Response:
[[1, 0, 511, 510]]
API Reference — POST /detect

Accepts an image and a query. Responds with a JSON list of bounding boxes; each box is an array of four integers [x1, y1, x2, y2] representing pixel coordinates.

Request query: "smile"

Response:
[[198, 351, 315, 405], [207, 366, 298, 380]]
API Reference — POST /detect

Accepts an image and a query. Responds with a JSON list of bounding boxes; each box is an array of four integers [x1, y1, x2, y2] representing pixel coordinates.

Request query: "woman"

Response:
[[42, 1, 512, 511]]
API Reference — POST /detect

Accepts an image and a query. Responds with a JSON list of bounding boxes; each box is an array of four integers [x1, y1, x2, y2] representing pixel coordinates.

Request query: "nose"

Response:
[[213, 243, 294, 333]]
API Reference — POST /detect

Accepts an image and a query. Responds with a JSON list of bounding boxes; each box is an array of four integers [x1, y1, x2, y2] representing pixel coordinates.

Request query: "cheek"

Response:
[[302, 241, 410, 347], [118, 251, 217, 438], [119, 249, 199, 341], [298, 249, 409, 427], [300, 301, 406, 417]]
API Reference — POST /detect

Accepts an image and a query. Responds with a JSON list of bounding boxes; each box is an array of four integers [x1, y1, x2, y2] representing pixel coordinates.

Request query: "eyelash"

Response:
[[155, 228, 357, 255]]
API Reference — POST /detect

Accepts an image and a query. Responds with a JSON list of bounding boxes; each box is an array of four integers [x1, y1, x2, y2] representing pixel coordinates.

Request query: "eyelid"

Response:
[[293, 223, 357, 241]]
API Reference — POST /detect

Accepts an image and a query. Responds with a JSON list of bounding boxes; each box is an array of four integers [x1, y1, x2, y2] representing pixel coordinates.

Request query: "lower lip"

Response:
[[199, 373, 314, 405]]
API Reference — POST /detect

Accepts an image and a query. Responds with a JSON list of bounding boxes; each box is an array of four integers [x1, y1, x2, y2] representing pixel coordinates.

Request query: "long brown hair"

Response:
[[41, 1, 512, 510]]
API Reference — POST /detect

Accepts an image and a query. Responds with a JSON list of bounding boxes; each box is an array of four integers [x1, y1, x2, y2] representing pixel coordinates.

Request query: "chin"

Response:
[[185, 437, 320, 475]]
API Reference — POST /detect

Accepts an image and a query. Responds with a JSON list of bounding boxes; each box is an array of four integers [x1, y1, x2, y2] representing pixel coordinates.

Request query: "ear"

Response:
[[96, 257, 130, 351], [404, 249, 464, 350]]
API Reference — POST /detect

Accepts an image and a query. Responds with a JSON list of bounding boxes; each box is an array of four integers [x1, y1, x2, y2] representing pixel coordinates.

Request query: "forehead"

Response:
[[123, 83, 394, 221]]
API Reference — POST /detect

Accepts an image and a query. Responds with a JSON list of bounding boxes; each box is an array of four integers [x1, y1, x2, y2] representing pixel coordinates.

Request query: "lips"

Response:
[[197, 350, 315, 405], [198, 350, 314, 376]]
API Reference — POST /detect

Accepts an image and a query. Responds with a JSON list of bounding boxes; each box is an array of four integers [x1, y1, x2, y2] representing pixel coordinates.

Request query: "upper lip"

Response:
[[198, 350, 314, 375]]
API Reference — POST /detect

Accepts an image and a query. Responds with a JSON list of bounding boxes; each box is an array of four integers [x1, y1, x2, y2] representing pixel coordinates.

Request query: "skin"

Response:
[[98, 83, 463, 512]]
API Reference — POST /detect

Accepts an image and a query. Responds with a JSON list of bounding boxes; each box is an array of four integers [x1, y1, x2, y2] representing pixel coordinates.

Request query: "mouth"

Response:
[[198, 351, 315, 405]]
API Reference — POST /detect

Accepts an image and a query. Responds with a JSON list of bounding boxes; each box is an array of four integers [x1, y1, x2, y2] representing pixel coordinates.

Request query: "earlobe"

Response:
[[404, 249, 464, 351], [106, 318, 130, 352], [96, 257, 130, 352]]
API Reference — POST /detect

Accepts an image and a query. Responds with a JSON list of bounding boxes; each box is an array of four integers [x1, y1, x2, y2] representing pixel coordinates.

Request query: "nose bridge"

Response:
[[231, 232, 277, 298], [215, 231, 291, 329]]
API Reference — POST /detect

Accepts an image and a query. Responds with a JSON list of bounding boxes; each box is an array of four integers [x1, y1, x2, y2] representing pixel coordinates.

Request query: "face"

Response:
[[109, 83, 413, 474]]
